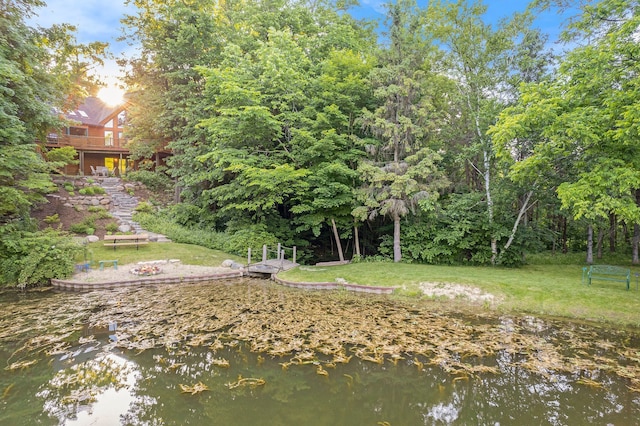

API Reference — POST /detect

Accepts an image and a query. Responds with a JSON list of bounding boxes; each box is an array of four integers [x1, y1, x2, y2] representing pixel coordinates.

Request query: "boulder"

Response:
[[230, 262, 245, 270]]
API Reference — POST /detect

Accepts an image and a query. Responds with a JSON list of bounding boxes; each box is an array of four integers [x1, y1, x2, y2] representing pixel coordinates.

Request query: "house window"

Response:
[[117, 110, 126, 127], [68, 127, 87, 136], [104, 119, 114, 128], [104, 131, 114, 146]]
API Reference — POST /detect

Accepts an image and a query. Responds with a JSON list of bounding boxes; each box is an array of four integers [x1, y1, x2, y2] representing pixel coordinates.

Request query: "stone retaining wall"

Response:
[[51, 270, 244, 291], [49, 176, 113, 211], [48, 176, 146, 212]]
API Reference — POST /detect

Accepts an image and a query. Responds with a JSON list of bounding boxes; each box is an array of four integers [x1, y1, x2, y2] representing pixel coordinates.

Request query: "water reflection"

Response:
[[0, 281, 639, 425], [39, 352, 140, 425]]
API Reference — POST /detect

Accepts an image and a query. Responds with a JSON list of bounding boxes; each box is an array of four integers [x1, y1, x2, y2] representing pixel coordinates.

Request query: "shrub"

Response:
[[69, 217, 96, 235], [78, 186, 106, 196], [105, 222, 119, 233], [63, 182, 75, 192], [69, 223, 90, 234], [0, 228, 82, 288], [222, 226, 278, 257], [44, 214, 60, 224], [134, 201, 155, 214], [134, 211, 223, 248], [125, 170, 173, 192], [45, 147, 79, 173], [87, 206, 111, 219]]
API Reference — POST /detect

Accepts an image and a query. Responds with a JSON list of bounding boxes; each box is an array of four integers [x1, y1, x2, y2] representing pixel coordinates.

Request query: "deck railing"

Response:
[[45, 134, 128, 150]]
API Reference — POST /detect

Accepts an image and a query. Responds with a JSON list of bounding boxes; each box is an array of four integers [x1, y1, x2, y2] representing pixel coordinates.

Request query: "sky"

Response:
[[27, 0, 574, 88]]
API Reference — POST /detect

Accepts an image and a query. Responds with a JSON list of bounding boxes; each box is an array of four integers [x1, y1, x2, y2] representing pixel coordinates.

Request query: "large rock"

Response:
[[118, 224, 131, 233], [85, 235, 100, 243], [230, 262, 245, 270]]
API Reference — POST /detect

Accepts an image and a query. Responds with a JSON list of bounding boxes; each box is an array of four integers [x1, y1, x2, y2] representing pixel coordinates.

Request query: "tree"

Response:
[[423, 0, 542, 264], [0, 0, 104, 286], [0, 0, 103, 224], [354, 0, 448, 262], [492, 0, 640, 264], [161, 1, 376, 256], [121, 0, 224, 201]]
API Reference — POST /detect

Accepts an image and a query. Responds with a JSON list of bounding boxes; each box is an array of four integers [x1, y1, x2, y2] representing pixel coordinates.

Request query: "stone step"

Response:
[[95, 177, 168, 240]]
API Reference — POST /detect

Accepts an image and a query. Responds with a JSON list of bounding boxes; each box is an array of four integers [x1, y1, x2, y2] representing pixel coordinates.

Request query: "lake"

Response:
[[1, 278, 639, 425]]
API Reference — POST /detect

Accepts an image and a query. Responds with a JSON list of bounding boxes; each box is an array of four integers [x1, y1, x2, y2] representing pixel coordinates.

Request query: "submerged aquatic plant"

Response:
[[179, 382, 210, 395], [2, 279, 640, 394], [226, 375, 266, 389]]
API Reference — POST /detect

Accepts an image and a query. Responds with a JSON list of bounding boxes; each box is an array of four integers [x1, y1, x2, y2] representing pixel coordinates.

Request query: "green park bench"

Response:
[[582, 265, 632, 290]]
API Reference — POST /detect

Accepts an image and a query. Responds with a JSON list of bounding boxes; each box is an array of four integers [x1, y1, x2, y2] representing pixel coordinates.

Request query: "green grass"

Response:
[[279, 260, 640, 328], [76, 240, 640, 327], [78, 241, 244, 267]]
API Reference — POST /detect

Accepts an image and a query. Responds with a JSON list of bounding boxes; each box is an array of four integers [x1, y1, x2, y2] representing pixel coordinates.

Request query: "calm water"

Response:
[[0, 281, 639, 425]]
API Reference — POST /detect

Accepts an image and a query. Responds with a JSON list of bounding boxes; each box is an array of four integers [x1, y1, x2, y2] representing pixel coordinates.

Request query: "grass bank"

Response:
[[278, 260, 640, 328], [77, 241, 640, 328], [79, 241, 244, 267]]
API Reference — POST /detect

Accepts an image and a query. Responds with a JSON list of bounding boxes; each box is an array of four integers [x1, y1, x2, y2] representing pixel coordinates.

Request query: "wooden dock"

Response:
[[246, 244, 298, 276]]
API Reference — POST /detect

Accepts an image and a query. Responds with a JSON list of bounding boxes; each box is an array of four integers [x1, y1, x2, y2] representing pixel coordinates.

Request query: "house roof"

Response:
[[64, 97, 123, 127]]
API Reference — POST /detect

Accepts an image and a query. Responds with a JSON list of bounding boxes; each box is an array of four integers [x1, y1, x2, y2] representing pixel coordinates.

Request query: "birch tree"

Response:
[[424, 0, 541, 264]]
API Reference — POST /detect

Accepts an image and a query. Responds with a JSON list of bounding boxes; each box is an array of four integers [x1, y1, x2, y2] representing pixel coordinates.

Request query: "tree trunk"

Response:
[[393, 214, 401, 263], [331, 218, 345, 262], [502, 190, 533, 254], [633, 224, 639, 265], [586, 225, 594, 264], [596, 228, 604, 259], [484, 150, 497, 264], [609, 213, 616, 253], [354, 225, 361, 257], [561, 216, 568, 254]]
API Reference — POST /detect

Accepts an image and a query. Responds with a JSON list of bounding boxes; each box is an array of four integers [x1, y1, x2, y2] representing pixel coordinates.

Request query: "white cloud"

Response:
[[357, 0, 386, 15]]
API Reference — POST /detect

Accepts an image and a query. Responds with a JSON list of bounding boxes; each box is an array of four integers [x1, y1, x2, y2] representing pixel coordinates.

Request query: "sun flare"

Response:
[[97, 86, 125, 106]]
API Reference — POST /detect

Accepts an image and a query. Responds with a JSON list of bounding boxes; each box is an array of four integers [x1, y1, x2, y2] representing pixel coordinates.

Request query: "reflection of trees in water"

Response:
[[0, 282, 639, 424], [38, 353, 139, 424]]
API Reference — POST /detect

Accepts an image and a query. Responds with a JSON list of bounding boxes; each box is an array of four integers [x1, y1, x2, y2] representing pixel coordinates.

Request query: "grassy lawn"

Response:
[[278, 260, 640, 328], [76, 240, 640, 327], [78, 241, 244, 267]]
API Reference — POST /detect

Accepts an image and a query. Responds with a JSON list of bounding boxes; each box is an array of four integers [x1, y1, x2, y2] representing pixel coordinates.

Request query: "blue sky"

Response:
[[28, 0, 572, 85]]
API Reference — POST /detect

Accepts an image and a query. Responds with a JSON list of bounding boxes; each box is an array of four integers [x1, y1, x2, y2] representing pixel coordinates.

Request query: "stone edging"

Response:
[[51, 270, 396, 294], [272, 275, 396, 295], [51, 271, 244, 291]]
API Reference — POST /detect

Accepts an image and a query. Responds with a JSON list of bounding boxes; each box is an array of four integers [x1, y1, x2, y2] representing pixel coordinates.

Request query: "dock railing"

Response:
[[247, 244, 297, 269]]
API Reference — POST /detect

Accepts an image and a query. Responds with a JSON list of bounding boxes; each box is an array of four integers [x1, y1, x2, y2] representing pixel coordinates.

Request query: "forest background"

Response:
[[3, 0, 640, 287]]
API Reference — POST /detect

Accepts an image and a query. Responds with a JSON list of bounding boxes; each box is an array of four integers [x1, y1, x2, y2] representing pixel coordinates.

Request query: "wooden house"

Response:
[[44, 97, 170, 176]]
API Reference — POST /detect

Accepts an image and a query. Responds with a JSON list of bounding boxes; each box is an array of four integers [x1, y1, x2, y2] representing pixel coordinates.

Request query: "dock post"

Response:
[[262, 245, 267, 263], [248, 248, 251, 265], [277, 243, 282, 260], [292, 246, 296, 264]]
